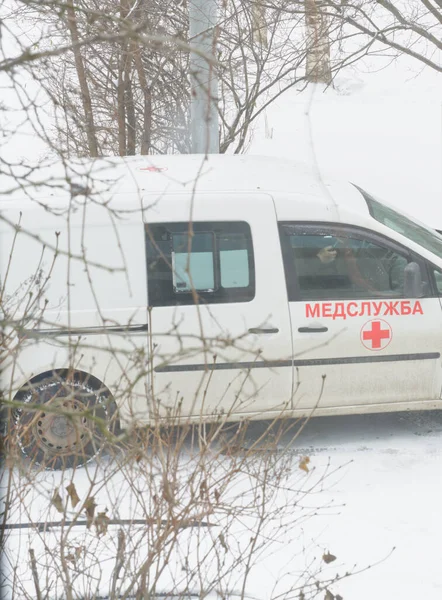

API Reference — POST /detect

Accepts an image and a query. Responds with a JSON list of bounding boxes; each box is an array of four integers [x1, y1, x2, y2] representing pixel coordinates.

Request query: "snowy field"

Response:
[[285, 411, 442, 598], [3, 411, 442, 599]]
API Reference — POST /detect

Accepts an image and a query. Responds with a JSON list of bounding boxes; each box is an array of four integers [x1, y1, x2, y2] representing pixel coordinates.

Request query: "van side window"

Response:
[[171, 232, 216, 293], [145, 221, 255, 306], [279, 224, 427, 301]]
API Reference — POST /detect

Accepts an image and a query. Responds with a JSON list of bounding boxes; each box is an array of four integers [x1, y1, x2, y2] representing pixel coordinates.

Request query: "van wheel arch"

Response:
[[16, 368, 109, 394], [10, 369, 119, 470]]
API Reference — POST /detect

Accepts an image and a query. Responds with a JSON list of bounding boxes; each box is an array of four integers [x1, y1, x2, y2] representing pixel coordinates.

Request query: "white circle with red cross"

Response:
[[360, 319, 392, 351]]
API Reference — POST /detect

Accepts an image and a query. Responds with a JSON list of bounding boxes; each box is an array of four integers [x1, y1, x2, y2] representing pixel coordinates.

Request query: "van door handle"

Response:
[[248, 327, 279, 334], [298, 326, 328, 333]]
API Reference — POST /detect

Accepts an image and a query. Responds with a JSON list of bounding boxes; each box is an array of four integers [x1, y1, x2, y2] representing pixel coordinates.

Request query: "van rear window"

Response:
[[145, 221, 255, 306]]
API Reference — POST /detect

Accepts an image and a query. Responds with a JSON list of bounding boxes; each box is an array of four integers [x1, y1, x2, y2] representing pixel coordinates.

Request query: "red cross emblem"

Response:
[[140, 165, 167, 172], [361, 319, 392, 351]]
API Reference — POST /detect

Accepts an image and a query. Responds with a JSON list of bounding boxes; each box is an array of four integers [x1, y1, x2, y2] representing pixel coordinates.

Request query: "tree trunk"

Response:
[[117, 0, 130, 156], [117, 49, 127, 156], [66, 1, 98, 157], [133, 48, 152, 155], [252, 1, 268, 48], [124, 55, 136, 156], [305, 0, 332, 84]]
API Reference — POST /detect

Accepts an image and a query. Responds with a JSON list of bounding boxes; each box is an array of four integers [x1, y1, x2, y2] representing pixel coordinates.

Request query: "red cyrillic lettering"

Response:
[[412, 301, 424, 315], [347, 302, 358, 317], [400, 300, 412, 315], [306, 303, 320, 318], [322, 303, 332, 317], [372, 301, 383, 316], [384, 301, 399, 316], [359, 302, 371, 316], [332, 302, 347, 319]]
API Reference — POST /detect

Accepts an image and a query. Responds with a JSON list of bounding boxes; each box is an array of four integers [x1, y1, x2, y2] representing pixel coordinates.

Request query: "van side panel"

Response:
[[1, 197, 150, 421]]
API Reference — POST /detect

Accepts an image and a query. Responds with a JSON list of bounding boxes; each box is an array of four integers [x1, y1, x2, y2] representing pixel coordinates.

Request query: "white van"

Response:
[[2, 154, 442, 467]]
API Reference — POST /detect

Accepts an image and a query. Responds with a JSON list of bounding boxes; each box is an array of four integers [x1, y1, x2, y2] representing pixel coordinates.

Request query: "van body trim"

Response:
[[155, 352, 440, 373], [23, 323, 149, 337]]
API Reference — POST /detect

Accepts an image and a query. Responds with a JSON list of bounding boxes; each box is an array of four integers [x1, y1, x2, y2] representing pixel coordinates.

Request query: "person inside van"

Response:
[[293, 232, 409, 298], [300, 237, 351, 293]]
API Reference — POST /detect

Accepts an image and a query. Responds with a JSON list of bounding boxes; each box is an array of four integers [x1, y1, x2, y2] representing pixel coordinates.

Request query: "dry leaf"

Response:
[[162, 480, 175, 505], [66, 546, 84, 565], [299, 456, 310, 473], [214, 488, 220, 504], [336, 595, 343, 600], [324, 590, 334, 600], [95, 511, 110, 537], [322, 551, 337, 564], [51, 488, 64, 513], [66, 483, 80, 508], [83, 496, 97, 529]]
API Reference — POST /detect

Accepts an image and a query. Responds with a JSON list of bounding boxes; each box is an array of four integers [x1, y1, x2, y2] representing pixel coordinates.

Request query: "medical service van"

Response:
[[2, 154, 442, 468]]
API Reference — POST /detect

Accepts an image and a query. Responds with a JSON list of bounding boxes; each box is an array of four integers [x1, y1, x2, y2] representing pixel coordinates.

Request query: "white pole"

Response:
[[189, 0, 219, 154]]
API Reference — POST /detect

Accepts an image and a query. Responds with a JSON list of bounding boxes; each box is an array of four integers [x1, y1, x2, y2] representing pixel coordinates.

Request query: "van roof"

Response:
[[108, 154, 327, 196], [0, 154, 330, 198], [0, 154, 369, 220]]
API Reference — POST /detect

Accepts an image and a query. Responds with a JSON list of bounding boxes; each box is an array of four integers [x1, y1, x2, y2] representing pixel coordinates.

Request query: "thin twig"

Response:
[[3, 518, 214, 532], [29, 548, 42, 600]]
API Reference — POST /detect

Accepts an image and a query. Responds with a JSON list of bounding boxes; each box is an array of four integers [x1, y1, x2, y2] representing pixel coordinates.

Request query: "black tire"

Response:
[[12, 370, 118, 470]]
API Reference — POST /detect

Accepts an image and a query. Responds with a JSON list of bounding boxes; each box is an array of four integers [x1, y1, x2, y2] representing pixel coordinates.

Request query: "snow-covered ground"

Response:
[[3, 412, 442, 599], [282, 412, 442, 598]]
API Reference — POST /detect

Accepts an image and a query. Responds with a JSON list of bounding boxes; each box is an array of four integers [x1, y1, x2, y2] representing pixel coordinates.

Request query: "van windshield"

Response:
[[360, 188, 442, 259]]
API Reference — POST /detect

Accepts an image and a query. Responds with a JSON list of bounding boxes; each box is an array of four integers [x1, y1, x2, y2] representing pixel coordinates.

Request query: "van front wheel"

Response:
[[12, 371, 117, 470]]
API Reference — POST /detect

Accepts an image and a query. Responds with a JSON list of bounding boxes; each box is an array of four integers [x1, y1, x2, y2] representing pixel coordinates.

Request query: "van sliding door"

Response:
[[144, 193, 293, 423]]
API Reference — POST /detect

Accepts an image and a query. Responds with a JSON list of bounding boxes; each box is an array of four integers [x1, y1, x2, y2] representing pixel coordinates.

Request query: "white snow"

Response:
[[284, 413, 442, 599], [3, 413, 442, 599]]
